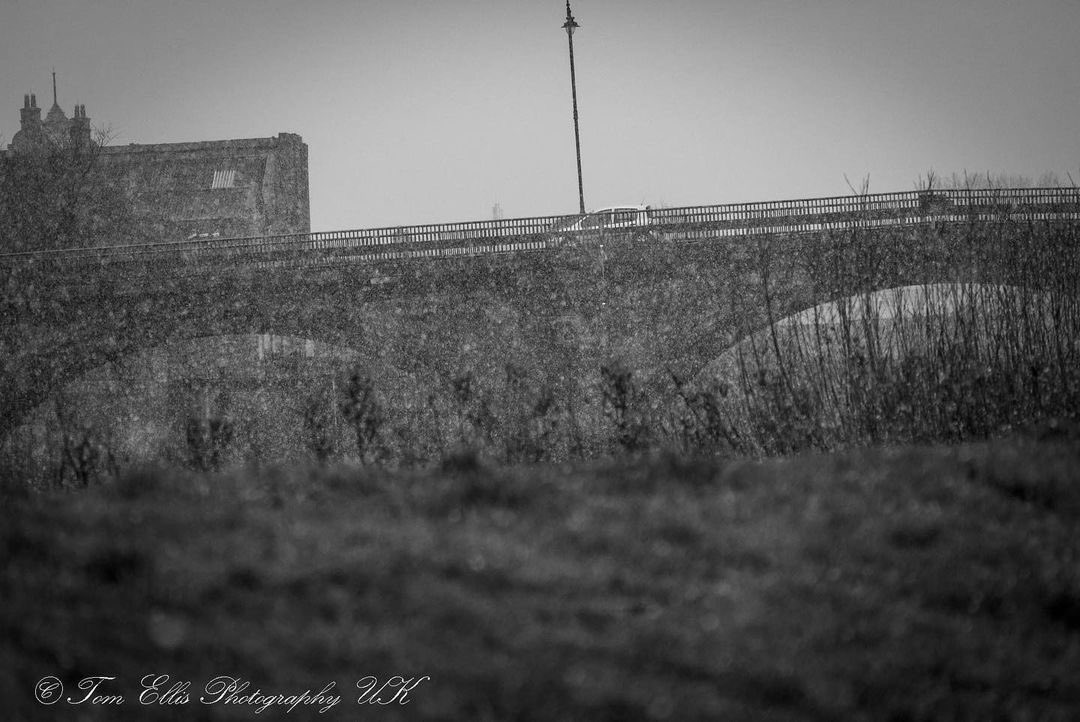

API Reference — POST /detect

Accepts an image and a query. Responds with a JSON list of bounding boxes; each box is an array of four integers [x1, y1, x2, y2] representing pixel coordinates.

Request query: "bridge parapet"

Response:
[[3, 187, 1080, 275]]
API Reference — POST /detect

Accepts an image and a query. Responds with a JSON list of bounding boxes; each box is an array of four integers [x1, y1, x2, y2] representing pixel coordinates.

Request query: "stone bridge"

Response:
[[2, 187, 1078, 440]]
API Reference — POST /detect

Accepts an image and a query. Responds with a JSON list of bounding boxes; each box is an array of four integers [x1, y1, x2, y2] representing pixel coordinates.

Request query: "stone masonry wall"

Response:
[[99, 133, 310, 240]]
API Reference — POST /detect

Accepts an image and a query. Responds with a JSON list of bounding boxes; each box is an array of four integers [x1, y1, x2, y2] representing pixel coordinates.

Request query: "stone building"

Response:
[[8, 90, 92, 153], [4, 82, 309, 241], [98, 134, 310, 240]]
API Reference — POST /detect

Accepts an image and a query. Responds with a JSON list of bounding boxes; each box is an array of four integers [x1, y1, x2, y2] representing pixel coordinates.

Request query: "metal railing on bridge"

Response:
[[3, 187, 1079, 272]]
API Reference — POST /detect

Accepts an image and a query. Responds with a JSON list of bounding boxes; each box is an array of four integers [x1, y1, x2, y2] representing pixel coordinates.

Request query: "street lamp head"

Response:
[[562, 0, 579, 35]]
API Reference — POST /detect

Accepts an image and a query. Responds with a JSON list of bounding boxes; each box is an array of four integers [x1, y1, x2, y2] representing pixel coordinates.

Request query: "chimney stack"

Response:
[[20, 92, 42, 131], [70, 103, 92, 149]]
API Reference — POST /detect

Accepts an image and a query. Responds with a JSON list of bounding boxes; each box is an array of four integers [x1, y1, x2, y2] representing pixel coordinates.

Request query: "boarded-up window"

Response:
[[211, 169, 236, 189]]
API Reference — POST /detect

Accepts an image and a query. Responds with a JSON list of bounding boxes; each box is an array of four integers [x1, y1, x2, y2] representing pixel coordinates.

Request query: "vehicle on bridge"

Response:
[[547, 205, 655, 244], [917, 190, 955, 214]]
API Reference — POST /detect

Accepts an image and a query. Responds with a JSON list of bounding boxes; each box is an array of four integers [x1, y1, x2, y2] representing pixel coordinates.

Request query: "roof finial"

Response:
[[52, 68, 57, 106]]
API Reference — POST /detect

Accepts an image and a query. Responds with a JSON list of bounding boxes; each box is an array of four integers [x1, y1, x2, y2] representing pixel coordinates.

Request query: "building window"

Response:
[[211, 169, 236, 189]]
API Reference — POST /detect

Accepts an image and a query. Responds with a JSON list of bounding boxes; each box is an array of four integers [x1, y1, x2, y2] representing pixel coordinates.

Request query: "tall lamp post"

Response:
[[563, 1, 585, 214]]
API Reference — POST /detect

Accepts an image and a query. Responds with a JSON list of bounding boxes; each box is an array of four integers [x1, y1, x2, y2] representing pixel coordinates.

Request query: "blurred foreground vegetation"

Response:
[[2, 437, 1079, 720]]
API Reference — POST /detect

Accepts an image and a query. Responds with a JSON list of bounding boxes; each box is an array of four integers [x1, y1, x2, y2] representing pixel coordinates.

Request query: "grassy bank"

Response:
[[3, 436, 1079, 720]]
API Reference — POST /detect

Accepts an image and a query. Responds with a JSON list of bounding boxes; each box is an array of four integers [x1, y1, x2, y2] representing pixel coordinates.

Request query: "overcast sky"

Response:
[[2, 0, 1078, 231]]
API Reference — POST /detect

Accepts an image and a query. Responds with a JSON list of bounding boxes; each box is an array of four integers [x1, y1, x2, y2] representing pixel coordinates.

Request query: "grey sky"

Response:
[[2, 0, 1077, 230]]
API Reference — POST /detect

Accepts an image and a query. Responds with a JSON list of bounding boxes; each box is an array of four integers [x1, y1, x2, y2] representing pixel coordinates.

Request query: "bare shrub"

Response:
[[600, 362, 649, 453], [449, 371, 497, 454], [184, 415, 234, 472], [501, 363, 560, 464], [55, 397, 120, 486], [302, 383, 337, 464], [338, 370, 385, 464]]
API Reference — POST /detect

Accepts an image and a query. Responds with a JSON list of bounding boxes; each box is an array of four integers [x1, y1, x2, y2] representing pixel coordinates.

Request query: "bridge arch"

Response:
[[685, 282, 1080, 453]]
